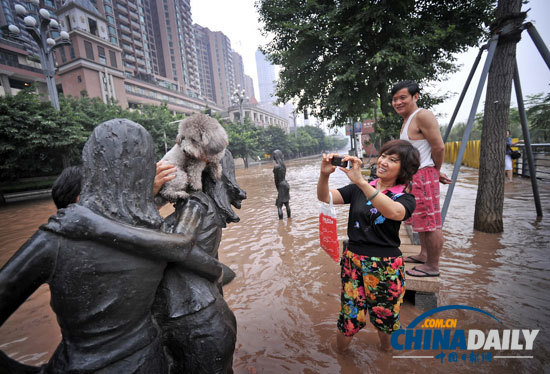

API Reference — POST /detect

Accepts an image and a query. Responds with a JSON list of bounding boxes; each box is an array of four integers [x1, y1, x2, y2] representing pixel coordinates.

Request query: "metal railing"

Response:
[[515, 143, 550, 180]]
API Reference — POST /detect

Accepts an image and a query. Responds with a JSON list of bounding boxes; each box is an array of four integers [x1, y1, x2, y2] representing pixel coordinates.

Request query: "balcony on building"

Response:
[[120, 33, 132, 42], [116, 3, 128, 13]]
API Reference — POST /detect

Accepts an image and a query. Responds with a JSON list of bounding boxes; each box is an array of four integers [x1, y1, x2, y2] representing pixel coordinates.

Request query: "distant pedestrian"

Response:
[[505, 129, 520, 183]]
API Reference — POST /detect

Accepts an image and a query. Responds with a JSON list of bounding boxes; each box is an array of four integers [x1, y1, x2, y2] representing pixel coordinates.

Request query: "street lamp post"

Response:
[[231, 84, 248, 124], [8, 0, 71, 110], [289, 110, 298, 135]]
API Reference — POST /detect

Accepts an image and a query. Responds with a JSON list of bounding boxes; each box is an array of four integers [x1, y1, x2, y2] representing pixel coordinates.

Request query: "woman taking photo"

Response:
[[317, 139, 420, 352]]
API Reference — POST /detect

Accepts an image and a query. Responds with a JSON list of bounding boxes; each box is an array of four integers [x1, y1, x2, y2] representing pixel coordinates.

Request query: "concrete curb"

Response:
[[3, 189, 51, 204]]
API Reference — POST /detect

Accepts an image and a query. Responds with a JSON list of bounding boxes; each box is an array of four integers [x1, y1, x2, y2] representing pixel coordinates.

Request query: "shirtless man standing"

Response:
[[392, 81, 451, 277]]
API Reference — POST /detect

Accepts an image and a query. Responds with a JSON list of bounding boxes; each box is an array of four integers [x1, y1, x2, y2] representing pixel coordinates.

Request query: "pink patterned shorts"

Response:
[[406, 167, 442, 232]]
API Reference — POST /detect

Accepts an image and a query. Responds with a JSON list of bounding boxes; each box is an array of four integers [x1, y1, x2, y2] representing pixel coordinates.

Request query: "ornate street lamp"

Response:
[[231, 84, 248, 124], [8, 1, 71, 110]]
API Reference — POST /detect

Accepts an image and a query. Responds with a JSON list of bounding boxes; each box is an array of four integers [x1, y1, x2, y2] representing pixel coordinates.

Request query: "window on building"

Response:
[[84, 41, 94, 60], [98, 46, 106, 64], [109, 50, 117, 68], [66, 16, 72, 31], [77, 75, 82, 83], [88, 18, 98, 36], [59, 46, 66, 63]]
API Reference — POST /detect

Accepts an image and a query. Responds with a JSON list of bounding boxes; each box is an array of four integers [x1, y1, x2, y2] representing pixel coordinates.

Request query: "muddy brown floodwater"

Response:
[[1, 157, 549, 373]]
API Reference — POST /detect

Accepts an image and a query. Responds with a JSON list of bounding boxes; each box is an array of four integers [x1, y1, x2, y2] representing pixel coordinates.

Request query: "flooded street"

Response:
[[1, 157, 549, 373]]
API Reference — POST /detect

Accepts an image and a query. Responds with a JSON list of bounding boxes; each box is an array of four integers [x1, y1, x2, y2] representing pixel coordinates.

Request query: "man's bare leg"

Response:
[[405, 244, 427, 263], [407, 230, 443, 276]]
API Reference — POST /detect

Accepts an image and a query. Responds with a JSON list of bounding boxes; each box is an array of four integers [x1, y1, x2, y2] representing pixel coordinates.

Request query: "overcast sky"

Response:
[[190, 0, 550, 126]]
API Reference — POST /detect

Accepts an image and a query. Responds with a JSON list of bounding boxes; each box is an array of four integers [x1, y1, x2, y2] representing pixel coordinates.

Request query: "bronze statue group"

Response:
[[0, 115, 246, 374]]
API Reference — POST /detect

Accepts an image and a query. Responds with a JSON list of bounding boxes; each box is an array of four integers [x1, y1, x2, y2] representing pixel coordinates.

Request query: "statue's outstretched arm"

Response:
[[42, 205, 222, 281], [0, 231, 57, 326]]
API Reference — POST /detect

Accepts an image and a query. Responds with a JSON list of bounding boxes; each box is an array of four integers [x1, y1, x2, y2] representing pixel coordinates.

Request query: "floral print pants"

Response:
[[337, 248, 405, 336]]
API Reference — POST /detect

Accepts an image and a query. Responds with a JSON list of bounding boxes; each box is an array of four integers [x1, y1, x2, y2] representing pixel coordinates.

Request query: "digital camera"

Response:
[[330, 156, 350, 168]]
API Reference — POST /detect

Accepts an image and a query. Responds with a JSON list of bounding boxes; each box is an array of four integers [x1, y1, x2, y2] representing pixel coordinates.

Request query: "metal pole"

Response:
[[525, 23, 550, 71], [40, 17, 60, 110], [443, 47, 485, 142], [240, 99, 244, 124], [513, 60, 543, 217], [441, 35, 499, 224]]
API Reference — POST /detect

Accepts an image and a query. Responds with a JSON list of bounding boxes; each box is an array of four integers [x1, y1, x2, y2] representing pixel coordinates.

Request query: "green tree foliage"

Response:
[[526, 93, 550, 142], [0, 90, 349, 179], [257, 0, 494, 136], [260, 125, 288, 156], [0, 91, 183, 181], [301, 126, 326, 150], [0, 89, 88, 180], [223, 120, 346, 166], [441, 94, 549, 143], [127, 104, 183, 159], [223, 119, 262, 168]]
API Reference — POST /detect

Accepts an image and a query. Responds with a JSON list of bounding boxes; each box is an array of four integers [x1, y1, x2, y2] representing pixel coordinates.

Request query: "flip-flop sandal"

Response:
[[406, 266, 440, 277], [404, 256, 425, 264]]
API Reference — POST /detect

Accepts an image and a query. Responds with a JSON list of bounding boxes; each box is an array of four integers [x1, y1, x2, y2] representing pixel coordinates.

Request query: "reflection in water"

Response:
[[0, 159, 549, 373]]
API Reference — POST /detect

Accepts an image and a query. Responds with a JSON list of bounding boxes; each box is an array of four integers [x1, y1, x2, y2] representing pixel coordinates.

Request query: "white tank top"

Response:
[[399, 108, 434, 169]]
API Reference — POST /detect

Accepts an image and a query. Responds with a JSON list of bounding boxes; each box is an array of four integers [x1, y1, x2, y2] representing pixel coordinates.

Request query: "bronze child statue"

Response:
[[272, 149, 291, 219]]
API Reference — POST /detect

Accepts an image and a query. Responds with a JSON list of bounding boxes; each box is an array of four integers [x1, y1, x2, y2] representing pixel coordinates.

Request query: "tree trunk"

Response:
[[474, 0, 524, 233], [243, 155, 249, 169]]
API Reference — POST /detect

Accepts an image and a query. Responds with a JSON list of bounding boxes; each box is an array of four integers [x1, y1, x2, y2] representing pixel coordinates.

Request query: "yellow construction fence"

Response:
[[444, 138, 519, 169]]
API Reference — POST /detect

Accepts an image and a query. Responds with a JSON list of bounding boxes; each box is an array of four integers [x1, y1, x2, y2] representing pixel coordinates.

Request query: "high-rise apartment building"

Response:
[[244, 74, 255, 100], [92, 0, 154, 77], [104, 0, 198, 96], [232, 50, 245, 93], [193, 24, 234, 109], [193, 23, 215, 102], [255, 49, 276, 103]]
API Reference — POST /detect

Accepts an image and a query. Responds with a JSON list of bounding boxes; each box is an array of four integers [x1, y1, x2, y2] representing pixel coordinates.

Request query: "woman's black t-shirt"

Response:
[[337, 181, 416, 257]]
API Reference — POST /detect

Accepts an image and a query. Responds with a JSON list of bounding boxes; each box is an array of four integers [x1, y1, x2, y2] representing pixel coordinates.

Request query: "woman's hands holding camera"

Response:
[[321, 154, 364, 185], [338, 156, 364, 186], [321, 153, 339, 176]]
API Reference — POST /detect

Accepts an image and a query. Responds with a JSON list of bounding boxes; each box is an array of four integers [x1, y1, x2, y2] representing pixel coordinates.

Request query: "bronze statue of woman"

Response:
[[272, 149, 291, 219]]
